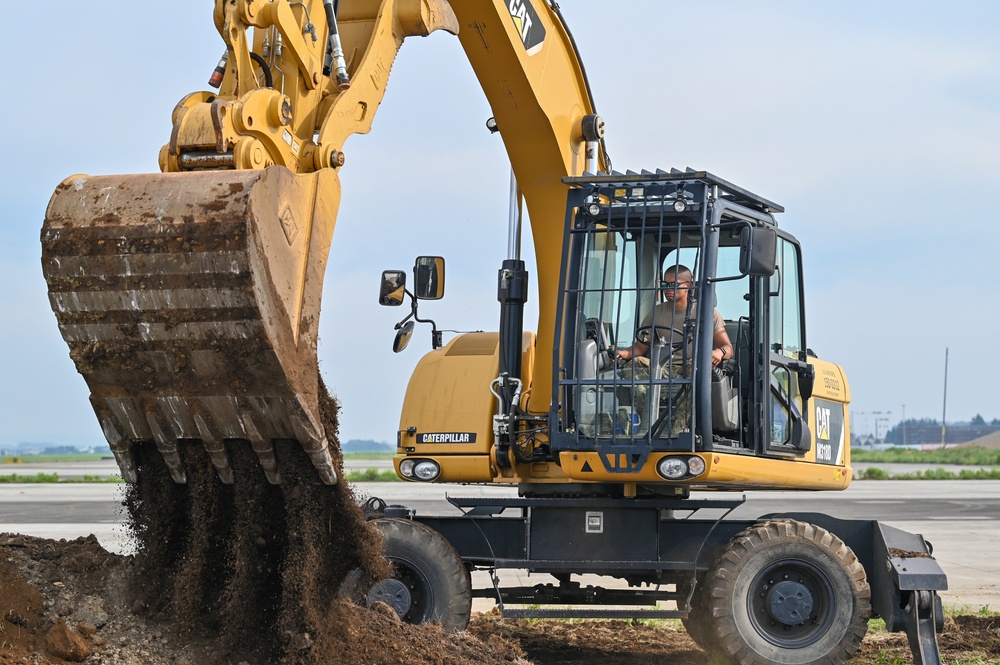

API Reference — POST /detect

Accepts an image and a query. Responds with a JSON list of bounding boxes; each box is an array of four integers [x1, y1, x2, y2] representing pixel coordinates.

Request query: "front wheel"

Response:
[[339, 518, 472, 632], [706, 519, 870, 664]]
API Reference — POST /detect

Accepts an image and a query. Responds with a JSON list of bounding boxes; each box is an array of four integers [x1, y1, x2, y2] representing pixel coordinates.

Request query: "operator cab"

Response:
[[553, 171, 818, 467]]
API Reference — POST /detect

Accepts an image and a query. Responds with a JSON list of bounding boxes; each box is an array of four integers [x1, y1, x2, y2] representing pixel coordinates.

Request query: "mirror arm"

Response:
[[396, 290, 443, 349], [393, 289, 418, 329]]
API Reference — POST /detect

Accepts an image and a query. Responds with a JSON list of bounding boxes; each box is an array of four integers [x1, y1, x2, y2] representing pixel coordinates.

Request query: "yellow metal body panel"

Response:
[[393, 454, 494, 483], [803, 358, 852, 471], [397, 331, 536, 456], [558, 451, 852, 491], [393, 453, 584, 485]]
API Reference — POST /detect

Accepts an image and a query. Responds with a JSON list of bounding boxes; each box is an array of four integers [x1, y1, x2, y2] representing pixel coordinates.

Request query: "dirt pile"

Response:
[[467, 613, 1000, 665], [2, 533, 999, 664], [0, 379, 527, 664], [0, 534, 530, 664]]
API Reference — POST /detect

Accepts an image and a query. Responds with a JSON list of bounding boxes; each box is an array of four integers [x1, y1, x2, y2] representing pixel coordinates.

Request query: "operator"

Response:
[[616, 265, 732, 367], [614, 265, 733, 436]]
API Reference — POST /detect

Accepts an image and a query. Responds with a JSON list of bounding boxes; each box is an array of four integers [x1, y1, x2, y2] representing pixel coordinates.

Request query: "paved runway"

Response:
[[0, 470, 996, 610]]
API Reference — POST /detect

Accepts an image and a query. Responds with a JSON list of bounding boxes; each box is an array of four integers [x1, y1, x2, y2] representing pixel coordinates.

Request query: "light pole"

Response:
[[901, 404, 907, 446], [941, 348, 949, 449]]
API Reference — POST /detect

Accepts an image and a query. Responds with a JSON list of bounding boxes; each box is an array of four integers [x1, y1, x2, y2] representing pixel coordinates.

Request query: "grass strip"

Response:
[[859, 467, 1000, 480], [344, 468, 401, 482], [0, 473, 122, 483], [852, 446, 1000, 466]]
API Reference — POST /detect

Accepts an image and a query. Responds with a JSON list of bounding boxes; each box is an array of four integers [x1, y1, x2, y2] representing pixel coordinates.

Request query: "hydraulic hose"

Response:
[[249, 52, 274, 88], [322, 0, 351, 89]]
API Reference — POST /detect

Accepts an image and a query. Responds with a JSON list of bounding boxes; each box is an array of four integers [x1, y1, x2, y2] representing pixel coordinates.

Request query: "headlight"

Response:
[[413, 460, 441, 481], [399, 459, 416, 478], [687, 456, 706, 476], [657, 457, 688, 480]]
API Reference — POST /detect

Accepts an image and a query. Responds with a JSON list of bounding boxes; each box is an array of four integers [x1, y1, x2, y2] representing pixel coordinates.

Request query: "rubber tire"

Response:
[[339, 518, 472, 632], [706, 519, 870, 665], [681, 576, 713, 649]]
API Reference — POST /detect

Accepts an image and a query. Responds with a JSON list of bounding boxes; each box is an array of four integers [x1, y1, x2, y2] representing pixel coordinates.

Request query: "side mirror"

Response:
[[413, 256, 445, 300], [789, 360, 816, 401], [798, 363, 815, 401], [393, 320, 415, 353], [739, 226, 777, 277], [379, 270, 407, 306]]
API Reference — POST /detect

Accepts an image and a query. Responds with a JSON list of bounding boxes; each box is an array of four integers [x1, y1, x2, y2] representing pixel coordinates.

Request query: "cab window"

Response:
[[769, 238, 803, 359]]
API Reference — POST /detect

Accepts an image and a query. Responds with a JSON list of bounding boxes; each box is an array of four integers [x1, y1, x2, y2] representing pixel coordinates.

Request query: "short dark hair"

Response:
[[663, 265, 692, 282]]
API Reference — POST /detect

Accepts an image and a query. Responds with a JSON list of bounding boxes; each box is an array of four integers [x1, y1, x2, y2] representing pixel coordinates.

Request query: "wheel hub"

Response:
[[366, 578, 411, 617], [767, 580, 814, 626]]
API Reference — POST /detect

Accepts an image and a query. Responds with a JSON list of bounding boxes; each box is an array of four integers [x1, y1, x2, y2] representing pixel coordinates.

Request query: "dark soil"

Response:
[[2, 544, 996, 665], [0, 534, 531, 664], [468, 613, 1000, 665]]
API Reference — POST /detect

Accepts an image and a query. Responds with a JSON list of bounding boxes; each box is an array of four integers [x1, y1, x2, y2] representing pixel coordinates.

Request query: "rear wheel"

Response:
[[706, 519, 870, 665], [339, 518, 472, 632]]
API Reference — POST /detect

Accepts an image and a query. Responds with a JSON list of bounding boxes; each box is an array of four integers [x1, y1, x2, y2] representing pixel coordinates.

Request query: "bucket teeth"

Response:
[[241, 408, 280, 484], [289, 405, 338, 485], [251, 440, 282, 485], [145, 407, 187, 484], [306, 443, 338, 485], [192, 407, 235, 484], [97, 409, 138, 483], [200, 437, 235, 485], [108, 446, 139, 484]]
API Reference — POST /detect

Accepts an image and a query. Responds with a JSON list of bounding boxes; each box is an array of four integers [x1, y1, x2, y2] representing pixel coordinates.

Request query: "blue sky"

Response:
[[2, 1, 998, 447]]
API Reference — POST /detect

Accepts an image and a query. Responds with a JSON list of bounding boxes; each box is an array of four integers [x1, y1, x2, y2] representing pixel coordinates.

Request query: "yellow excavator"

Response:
[[42, 1, 946, 663]]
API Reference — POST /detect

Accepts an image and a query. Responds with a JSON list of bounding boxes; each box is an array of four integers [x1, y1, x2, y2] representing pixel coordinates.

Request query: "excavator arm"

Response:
[[42, 0, 458, 485], [41, 0, 600, 484]]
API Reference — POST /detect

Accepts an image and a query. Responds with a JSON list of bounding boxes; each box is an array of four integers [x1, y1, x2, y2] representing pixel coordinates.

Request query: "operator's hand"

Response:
[[616, 348, 632, 361], [711, 348, 724, 367]]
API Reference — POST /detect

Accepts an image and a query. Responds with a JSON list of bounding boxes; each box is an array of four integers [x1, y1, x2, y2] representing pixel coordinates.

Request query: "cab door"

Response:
[[765, 236, 812, 454]]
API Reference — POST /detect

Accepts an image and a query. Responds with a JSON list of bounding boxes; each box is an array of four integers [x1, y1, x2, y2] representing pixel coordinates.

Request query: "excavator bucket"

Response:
[[41, 166, 341, 485]]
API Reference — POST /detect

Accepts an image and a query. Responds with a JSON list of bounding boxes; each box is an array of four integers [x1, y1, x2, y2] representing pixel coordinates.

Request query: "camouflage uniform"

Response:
[[617, 300, 724, 437], [617, 355, 691, 438]]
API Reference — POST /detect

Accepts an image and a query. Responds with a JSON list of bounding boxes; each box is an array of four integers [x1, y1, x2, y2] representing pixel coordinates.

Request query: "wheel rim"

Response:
[[366, 578, 412, 617], [387, 556, 435, 624], [747, 557, 837, 648]]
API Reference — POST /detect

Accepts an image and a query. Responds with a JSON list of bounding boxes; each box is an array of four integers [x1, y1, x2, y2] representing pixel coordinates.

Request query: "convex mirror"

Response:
[[393, 320, 415, 353]]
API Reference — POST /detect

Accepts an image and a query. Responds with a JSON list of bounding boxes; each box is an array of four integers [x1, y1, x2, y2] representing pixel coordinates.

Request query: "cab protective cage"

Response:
[[550, 169, 784, 471]]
